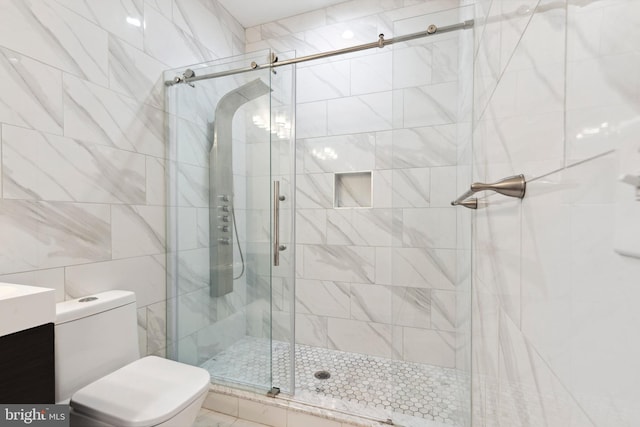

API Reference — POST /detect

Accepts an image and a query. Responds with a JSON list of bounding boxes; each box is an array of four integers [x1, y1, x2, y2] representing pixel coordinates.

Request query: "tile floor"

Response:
[[194, 409, 269, 427], [202, 338, 467, 426]]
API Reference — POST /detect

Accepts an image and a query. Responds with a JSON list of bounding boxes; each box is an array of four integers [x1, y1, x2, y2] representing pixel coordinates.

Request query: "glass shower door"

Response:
[[165, 50, 295, 394]]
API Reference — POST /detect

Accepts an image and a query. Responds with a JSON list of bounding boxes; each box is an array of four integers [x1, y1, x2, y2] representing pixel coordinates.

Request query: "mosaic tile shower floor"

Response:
[[202, 337, 467, 426]]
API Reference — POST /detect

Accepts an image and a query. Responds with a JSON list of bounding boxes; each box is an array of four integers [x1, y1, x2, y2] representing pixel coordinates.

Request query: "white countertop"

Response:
[[0, 282, 55, 337]]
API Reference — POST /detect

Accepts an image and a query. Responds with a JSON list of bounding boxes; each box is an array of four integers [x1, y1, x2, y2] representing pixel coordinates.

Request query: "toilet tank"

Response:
[[55, 290, 140, 402]]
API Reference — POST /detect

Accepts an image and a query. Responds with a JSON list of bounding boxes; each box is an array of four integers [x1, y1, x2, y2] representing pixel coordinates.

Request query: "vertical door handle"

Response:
[[273, 181, 287, 266], [274, 181, 281, 266]]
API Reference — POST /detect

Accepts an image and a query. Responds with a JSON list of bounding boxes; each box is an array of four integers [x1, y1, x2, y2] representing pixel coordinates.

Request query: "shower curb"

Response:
[[204, 383, 394, 427]]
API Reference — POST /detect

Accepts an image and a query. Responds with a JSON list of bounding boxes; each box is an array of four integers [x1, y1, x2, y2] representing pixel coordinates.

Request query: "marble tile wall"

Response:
[[0, 0, 244, 358], [471, 0, 640, 426], [249, 0, 473, 368]]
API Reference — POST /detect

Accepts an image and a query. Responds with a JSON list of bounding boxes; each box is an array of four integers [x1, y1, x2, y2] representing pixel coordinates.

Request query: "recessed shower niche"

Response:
[[334, 171, 372, 208]]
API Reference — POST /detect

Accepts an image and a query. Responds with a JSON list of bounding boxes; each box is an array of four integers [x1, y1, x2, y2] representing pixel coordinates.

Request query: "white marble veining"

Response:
[[391, 125, 458, 168], [299, 133, 376, 174], [173, 248, 209, 294], [303, 245, 375, 283], [392, 168, 430, 207], [176, 207, 198, 251], [431, 38, 459, 84], [176, 163, 209, 208], [327, 209, 395, 246], [391, 248, 456, 289], [297, 60, 351, 103], [296, 101, 328, 139], [0, 0, 109, 85], [143, 5, 214, 68], [350, 283, 392, 324], [328, 318, 393, 358], [429, 167, 457, 208], [0, 200, 111, 275], [108, 36, 166, 109], [393, 44, 432, 89], [391, 287, 431, 328], [430, 290, 456, 332], [402, 208, 457, 249], [296, 173, 334, 209], [0, 47, 62, 135], [173, 117, 209, 167], [146, 156, 166, 206], [296, 313, 328, 347], [403, 328, 455, 367], [111, 205, 165, 259], [173, 0, 241, 57], [372, 170, 393, 208], [350, 51, 392, 95], [145, 0, 172, 19], [403, 82, 458, 128], [146, 298, 167, 354], [2, 125, 146, 204], [296, 210, 327, 244], [55, 0, 144, 49], [63, 74, 165, 157], [296, 279, 350, 319], [327, 92, 393, 135]]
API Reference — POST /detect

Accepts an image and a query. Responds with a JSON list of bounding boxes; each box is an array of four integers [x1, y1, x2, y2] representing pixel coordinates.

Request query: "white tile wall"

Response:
[[0, 0, 244, 356], [472, 0, 640, 426], [253, 0, 473, 369], [0, 48, 63, 135]]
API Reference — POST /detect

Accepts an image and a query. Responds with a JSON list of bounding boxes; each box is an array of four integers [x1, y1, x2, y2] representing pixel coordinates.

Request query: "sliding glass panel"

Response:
[[269, 52, 297, 395], [165, 50, 281, 393]]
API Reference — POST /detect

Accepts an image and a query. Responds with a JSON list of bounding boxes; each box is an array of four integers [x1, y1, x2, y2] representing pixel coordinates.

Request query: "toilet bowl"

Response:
[[55, 291, 210, 427]]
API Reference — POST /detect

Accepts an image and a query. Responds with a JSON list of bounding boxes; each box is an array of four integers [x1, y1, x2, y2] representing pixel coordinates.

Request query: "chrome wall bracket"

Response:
[[451, 174, 526, 210]]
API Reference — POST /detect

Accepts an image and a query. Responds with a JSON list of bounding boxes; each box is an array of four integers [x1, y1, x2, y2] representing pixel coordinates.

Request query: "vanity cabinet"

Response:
[[0, 322, 55, 403], [0, 283, 56, 403]]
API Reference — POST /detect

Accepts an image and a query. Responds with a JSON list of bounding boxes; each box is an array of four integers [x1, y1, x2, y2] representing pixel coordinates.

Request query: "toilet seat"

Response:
[[70, 356, 210, 427]]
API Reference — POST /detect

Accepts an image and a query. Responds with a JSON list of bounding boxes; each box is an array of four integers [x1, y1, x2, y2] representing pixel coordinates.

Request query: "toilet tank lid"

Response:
[[70, 356, 210, 427], [56, 290, 136, 324]]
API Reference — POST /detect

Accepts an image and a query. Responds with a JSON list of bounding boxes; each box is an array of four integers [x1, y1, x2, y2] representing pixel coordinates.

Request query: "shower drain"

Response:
[[314, 370, 331, 380]]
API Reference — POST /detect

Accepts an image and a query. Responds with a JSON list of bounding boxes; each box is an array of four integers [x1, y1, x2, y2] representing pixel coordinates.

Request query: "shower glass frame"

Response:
[[164, 4, 472, 424]]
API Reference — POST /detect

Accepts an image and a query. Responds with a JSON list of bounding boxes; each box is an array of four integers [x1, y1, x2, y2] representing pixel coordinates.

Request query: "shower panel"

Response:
[[208, 79, 271, 297]]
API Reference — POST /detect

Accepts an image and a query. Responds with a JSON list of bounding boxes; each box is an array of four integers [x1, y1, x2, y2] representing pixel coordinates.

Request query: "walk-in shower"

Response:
[[166, 6, 473, 426]]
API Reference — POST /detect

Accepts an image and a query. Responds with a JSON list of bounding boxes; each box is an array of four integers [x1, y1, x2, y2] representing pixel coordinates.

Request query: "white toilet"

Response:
[[54, 290, 210, 427]]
